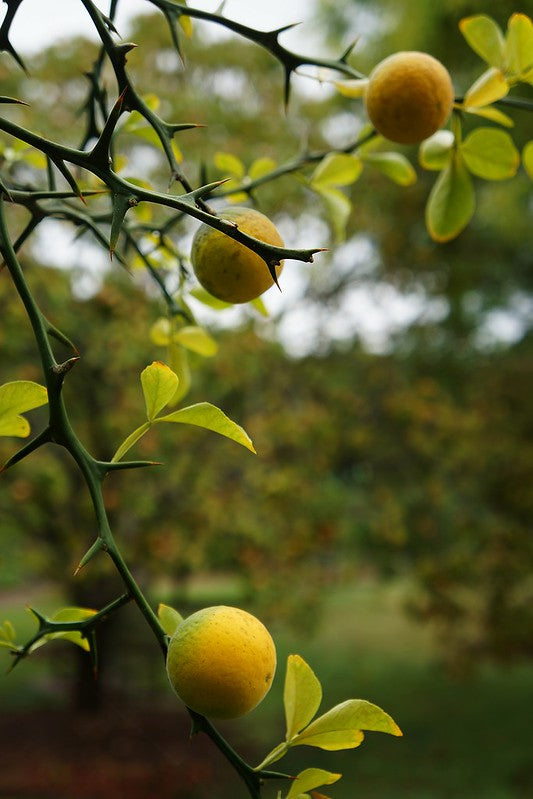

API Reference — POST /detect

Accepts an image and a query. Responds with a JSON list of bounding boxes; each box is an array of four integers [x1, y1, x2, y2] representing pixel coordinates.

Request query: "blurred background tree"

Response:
[[1, 1, 532, 795]]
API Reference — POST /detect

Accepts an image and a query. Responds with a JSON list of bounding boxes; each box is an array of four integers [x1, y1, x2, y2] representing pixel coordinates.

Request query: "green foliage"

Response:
[[0, 2, 532, 797], [0, 381, 48, 438], [112, 361, 256, 461], [28, 606, 96, 653], [157, 603, 184, 637], [284, 768, 341, 799], [256, 654, 401, 798]]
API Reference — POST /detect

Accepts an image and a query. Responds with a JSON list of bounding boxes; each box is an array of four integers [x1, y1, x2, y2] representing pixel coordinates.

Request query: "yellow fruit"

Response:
[[166, 605, 277, 719], [364, 51, 454, 145], [191, 207, 284, 304]]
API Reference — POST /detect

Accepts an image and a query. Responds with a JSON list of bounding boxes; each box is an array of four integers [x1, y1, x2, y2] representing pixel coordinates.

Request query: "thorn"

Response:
[[273, 22, 302, 36], [74, 539, 103, 575], [0, 95, 28, 106], [283, 66, 292, 111], [340, 38, 359, 63], [102, 13, 120, 36], [52, 356, 80, 376], [27, 606, 47, 628]]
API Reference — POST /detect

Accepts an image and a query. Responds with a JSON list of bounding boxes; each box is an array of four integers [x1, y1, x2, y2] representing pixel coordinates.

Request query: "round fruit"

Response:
[[166, 605, 277, 719], [190, 207, 284, 304], [364, 51, 454, 145]]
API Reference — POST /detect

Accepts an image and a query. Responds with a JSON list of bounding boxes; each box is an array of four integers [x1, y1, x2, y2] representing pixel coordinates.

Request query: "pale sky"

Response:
[[6, 0, 524, 353], [8, 0, 317, 53]]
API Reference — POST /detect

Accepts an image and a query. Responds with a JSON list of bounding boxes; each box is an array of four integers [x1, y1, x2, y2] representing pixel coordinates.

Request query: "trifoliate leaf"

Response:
[[0, 381, 48, 438], [459, 15, 506, 69], [523, 141, 533, 179], [167, 343, 191, 405], [39, 607, 97, 653], [141, 361, 180, 421], [190, 286, 234, 310], [0, 620, 17, 651], [313, 185, 352, 242], [173, 325, 218, 357], [425, 151, 475, 242], [285, 655, 323, 740], [311, 153, 363, 188], [150, 317, 172, 347], [111, 421, 151, 463], [463, 67, 509, 108], [292, 698, 402, 751], [214, 151, 245, 178], [158, 604, 184, 637], [157, 402, 256, 453], [505, 13, 533, 82], [461, 128, 520, 179], [285, 769, 341, 799], [419, 130, 455, 171], [361, 151, 417, 185], [333, 78, 369, 98], [248, 157, 277, 180], [463, 105, 514, 127], [250, 296, 269, 317]]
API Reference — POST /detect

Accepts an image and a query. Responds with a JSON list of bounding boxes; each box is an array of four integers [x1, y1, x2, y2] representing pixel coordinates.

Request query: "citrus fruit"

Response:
[[190, 207, 284, 304], [364, 51, 454, 144], [166, 605, 277, 719]]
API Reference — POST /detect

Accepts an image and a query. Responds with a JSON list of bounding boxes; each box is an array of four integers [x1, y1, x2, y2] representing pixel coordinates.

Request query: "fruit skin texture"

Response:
[[191, 207, 284, 304], [364, 51, 454, 145], [166, 605, 277, 719]]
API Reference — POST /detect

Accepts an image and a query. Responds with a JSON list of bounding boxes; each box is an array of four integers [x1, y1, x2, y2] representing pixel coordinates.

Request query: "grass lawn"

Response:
[[1, 579, 532, 799], [250, 581, 533, 799]]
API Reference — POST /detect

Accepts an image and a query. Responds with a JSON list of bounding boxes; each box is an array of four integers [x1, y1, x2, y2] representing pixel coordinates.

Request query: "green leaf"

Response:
[[459, 15, 506, 69], [44, 607, 97, 653], [222, 179, 248, 205], [167, 343, 191, 405], [293, 727, 364, 751], [461, 127, 520, 180], [425, 152, 475, 243], [141, 361, 180, 421], [0, 380, 48, 438], [214, 151, 245, 178], [190, 286, 233, 310], [0, 415, 30, 437], [174, 325, 218, 357], [0, 620, 17, 650], [419, 131, 455, 171], [463, 67, 509, 108], [248, 157, 277, 180], [314, 185, 352, 243], [157, 402, 256, 453], [285, 654, 323, 740], [111, 421, 151, 462], [157, 604, 184, 637], [333, 78, 369, 98], [463, 105, 514, 127], [311, 153, 363, 188], [178, 1, 193, 38], [255, 741, 290, 771], [250, 296, 269, 317], [285, 769, 341, 799], [293, 698, 402, 751], [505, 13, 533, 80], [150, 317, 172, 347], [361, 152, 417, 186], [523, 140, 533, 179]]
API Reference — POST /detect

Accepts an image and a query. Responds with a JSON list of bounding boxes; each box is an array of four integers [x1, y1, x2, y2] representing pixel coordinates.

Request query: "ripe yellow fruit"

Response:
[[364, 51, 454, 145], [191, 207, 284, 304], [166, 605, 277, 719]]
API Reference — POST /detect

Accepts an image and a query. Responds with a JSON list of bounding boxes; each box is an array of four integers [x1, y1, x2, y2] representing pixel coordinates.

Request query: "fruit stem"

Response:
[[190, 711, 289, 798]]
